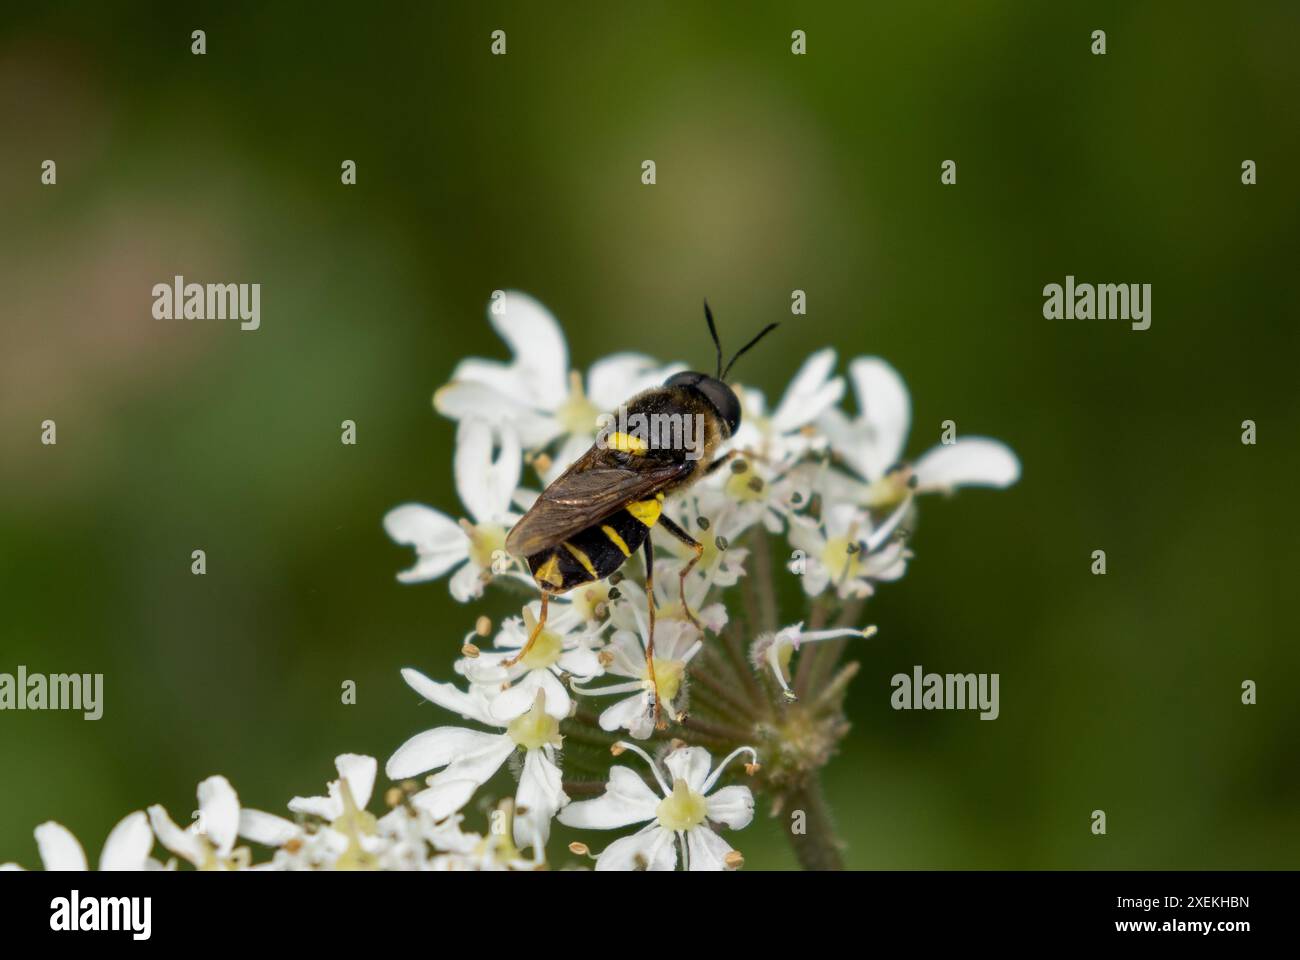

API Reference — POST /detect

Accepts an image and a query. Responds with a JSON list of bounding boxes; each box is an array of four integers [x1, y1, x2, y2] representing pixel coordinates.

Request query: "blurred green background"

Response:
[[1, 1, 1297, 869]]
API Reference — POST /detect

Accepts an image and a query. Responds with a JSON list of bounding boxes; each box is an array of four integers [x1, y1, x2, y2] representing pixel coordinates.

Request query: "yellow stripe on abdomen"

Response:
[[533, 554, 564, 588], [563, 541, 598, 578], [626, 498, 662, 528], [601, 524, 632, 557]]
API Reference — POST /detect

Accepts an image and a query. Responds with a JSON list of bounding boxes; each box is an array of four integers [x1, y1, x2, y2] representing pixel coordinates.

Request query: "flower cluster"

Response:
[[4, 292, 1017, 871], [379, 292, 1019, 869]]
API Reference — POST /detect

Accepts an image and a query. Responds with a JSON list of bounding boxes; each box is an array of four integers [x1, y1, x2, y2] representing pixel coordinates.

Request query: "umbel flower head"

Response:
[[4, 293, 1018, 872]]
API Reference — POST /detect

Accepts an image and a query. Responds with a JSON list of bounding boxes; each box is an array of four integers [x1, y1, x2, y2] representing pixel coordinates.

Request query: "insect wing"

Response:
[[506, 451, 690, 557]]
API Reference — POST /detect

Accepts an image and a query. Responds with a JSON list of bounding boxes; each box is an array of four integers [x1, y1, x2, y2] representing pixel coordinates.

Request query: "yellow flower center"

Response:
[[656, 778, 708, 832], [521, 629, 563, 670], [696, 531, 722, 570], [556, 370, 601, 436], [641, 657, 685, 703], [725, 469, 767, 503], [331, 777, 379, 871], [466, 522, 506, 571], [507, 695, 562, 750], [862, 468, 912, 509], [821, 536, 862, 583], [570, 583, 610, 621]]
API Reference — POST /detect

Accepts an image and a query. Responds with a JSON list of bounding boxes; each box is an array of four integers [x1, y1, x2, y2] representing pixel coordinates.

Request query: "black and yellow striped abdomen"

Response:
[[526, 495, 664, 593]]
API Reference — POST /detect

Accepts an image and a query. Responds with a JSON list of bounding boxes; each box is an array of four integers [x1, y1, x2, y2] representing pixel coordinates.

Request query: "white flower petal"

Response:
[[434, 380, 560, 448], [597, 692, 651, 737], [454, 419, 522, 524], [238, 809, 300, 847], [448, 357, 534, 405], [587, 354, 682, 410], [513, 750, 568, 849], [594, 824, 677, 871], [602, 630, 649, 678], [286, 793, 339, 820], [487, 669, 570, 722], [34, 822, 87, 871], [434, 736, 518, 788], [558, 766, 660, 830], [686, 823, 740, 871], [196, 775, 240, 857], [705, 785, 754, 830], [146, 805, 204, 865], [383, 504, 468, 583], [399, 668, 498, 726], [410, 780, 480, 821], [663, 746, 713, 793], [487, 291, 569, 410], [556, 645, 603, 679], [386, 725, 507, 780], [335, 754, 378, 810], [771, 349, 845, 433], [98, 811, 152, 870], [847, 357, 911, 478], [448, 559, 486, 602], [913, 437, 1020, 493]]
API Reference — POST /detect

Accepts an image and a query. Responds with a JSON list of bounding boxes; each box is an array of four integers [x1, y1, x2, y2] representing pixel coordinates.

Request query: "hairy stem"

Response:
[[784, 772, 845, 871]]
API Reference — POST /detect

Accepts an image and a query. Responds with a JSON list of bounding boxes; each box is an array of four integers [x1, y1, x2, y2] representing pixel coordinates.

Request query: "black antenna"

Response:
[[703, 300, 723, 378], [721, 322, 780, 379]]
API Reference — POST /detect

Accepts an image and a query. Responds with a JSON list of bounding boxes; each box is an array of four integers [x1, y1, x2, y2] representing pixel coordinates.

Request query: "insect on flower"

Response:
[[504, 303, 779, 728]]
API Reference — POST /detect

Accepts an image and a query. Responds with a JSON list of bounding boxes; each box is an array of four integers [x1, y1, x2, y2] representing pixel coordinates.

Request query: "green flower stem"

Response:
[[784, 772, 846, 871]]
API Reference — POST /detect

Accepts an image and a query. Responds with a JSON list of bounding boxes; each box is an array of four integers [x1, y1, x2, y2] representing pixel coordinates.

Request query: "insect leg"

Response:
[[657, 514, 704, 632], [504, 591, 549, 667], [642, 533, 663, 730]]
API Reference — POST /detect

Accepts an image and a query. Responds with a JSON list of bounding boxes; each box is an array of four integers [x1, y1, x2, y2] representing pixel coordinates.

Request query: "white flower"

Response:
[[787, 500, 912, 599], [239, 754, 382, 870], [0, 813, 155, 871], [607, 562, 729, 637], [386, 669, 568, 850], [433, 291, 682, 478], [661, 489, 754, 589], [751, 622, 878, 699], [374, 806, 496, 871], [572, 615, 703, 739], [147, 775, 247, 870], [383, 418, 525, 601], [819, 357, 1020, 506], [559, 742, 757, 871], [729, 348, 844, 470], [456, 600, 607, 722]]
